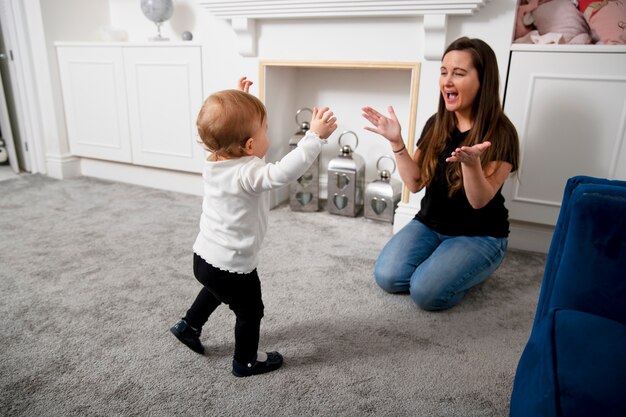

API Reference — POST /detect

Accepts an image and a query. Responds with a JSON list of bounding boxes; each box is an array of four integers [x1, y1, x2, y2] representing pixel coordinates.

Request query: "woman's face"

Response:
[[439, 50, 480, 124]]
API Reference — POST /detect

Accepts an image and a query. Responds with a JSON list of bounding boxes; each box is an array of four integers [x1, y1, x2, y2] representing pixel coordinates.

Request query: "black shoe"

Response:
[[232, 351, 283, 377], [170, 319, 204, 354]]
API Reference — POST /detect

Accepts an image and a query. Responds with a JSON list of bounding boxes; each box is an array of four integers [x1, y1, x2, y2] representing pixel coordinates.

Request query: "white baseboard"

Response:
[[80, 158, 203, 196], [393, 201, 419, 233], [46, 153, 81, 179], [508, 220, 554, 254]]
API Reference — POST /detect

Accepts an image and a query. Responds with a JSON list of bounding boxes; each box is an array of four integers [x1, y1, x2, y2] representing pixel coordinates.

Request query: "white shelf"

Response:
[[54, 41, 201, 48], [196, 0, 491, 57], [196, 0, 491, 18], [510, 44, 626, 53]]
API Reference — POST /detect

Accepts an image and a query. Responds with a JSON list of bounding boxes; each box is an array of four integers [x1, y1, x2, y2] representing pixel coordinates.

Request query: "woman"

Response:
[[362, 37, 519, 311]]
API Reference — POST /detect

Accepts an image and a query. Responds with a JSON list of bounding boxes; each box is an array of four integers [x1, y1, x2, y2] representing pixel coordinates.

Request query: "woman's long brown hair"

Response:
[[416, 37, 519, 197]]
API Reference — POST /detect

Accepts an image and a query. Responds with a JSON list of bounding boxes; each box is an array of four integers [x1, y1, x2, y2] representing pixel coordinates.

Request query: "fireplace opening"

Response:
[[259, 61, 420, 208]]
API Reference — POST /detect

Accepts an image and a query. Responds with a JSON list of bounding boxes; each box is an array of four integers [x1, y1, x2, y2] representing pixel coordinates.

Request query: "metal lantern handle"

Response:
[[295, 107, 313, 127], [376, 155, 396, 175], [338, 131, 359, 150]]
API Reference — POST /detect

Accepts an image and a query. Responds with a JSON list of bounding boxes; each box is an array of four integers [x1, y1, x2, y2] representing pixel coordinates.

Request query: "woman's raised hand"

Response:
[[362, 106, 403, 146]]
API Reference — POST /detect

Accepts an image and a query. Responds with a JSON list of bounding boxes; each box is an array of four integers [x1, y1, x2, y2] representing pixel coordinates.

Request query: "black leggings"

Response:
[[184, 253, 264, 364]]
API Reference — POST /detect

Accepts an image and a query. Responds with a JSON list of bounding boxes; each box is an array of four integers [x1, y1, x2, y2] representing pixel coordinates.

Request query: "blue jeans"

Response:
[[374, 219, 507, 311]]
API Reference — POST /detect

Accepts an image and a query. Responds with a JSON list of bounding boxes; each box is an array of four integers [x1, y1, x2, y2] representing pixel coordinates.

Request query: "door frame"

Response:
[[0, 0, 47, 174], [0, 66, 19, 172]]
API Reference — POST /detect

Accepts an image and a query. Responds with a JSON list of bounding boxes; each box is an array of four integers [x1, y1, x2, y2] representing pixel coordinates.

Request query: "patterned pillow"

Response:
[[578, 0, 626, 44]]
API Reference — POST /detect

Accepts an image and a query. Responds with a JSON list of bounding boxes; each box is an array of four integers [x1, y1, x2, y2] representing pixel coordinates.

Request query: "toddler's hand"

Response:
[[309, 107, 337, 139], [238, 76, 253, 93]]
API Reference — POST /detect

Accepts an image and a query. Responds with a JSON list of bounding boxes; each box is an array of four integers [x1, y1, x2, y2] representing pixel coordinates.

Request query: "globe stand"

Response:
[[150, 22, 169, 41]]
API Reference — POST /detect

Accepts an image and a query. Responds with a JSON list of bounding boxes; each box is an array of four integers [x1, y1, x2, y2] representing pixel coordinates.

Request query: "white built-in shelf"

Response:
[[196, 0, 491, 57], [197, 0, 491, 18], [511, 44, 626, 53], [54, 41, 201, 47]]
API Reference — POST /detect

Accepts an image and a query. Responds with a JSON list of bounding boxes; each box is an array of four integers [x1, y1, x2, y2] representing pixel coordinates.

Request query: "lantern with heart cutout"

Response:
[[289, 108, 320, 212], [364, 155, 402, 223], [327, 131, 365, 217]]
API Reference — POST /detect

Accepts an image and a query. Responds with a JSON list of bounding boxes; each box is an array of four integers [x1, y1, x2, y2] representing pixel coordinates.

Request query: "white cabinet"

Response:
[[57, 43, 205, 173], [503, 46, 626, 226], [57, 46, 131, 163]]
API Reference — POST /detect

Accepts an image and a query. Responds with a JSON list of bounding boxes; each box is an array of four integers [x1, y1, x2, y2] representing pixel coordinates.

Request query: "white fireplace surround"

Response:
[[192, 0, 496, 233], [196, 0, 491, 57]]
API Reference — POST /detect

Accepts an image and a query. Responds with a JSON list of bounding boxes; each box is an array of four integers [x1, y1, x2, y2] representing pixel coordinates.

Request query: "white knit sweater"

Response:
[[193, 131, 325, 273]]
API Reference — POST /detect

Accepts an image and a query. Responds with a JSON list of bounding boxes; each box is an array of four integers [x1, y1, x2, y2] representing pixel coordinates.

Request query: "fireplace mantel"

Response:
[[196, 0, 491, 57]]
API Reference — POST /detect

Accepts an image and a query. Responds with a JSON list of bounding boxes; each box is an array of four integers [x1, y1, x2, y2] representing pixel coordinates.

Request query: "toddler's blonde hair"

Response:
[[196, 89, 267, 158]]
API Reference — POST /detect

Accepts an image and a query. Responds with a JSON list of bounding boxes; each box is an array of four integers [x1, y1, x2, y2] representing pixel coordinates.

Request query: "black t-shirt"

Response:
[[415, 118, 511, 237]]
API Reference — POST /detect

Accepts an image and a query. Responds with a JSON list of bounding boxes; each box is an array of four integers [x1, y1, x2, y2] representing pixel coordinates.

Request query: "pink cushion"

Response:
[[580, 0, 626, 44], [532, 0, 592, 44]]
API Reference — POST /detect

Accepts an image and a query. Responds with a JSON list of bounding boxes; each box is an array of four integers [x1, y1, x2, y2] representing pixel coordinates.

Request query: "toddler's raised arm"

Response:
[[240, 107, 337, 193], [238, 76, 253, 93], [309, 107, 337, 139]]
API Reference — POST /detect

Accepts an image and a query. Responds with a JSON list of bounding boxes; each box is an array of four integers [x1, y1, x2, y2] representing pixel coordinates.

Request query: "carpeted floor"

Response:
[[0, 175, 546, 417]]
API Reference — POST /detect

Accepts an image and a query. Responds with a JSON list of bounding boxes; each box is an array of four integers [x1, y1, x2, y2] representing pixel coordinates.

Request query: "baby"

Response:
[[170, 77, 337, 377]]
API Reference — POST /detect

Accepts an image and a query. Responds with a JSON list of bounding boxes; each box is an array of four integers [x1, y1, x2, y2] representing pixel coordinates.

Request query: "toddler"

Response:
[[170, 77, 337, 377]]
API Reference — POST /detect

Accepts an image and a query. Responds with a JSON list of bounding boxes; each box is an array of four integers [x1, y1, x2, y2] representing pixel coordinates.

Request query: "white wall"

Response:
[[108, 0, 199, 43], [104, 0, 516, 152], [41, 0, 111, 41], [38, 0, 111, 177], [102, 1, 516, 107], [33, 0, 517, 193]]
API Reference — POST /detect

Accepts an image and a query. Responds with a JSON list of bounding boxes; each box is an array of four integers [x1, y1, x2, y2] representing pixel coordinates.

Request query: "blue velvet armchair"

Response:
[[510, 176, 626, 417]]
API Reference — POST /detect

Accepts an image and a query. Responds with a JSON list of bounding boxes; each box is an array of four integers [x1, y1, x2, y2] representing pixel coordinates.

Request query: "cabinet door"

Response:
[[57, 46, 132, 162], [503, 51, 626, 226], [123, 46, 205, 173]]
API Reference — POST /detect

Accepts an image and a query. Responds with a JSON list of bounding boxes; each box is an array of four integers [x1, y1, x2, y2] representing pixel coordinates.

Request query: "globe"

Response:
[[140, 0, 174, 40]]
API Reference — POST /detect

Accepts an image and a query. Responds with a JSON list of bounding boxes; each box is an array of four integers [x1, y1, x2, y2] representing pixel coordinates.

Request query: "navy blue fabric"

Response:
[[555, 310, 626, 417], [510, 176, 626, 417], [548, 188, 626, 324], [535, 176, 626, 327], [510, 310, 560, 417]]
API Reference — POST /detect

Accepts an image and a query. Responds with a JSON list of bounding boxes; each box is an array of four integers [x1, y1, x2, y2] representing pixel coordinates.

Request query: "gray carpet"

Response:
[[0, 175, 546, 417]]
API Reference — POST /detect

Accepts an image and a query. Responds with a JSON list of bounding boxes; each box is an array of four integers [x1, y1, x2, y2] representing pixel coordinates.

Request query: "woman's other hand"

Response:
[[446, 141, 491, 166]]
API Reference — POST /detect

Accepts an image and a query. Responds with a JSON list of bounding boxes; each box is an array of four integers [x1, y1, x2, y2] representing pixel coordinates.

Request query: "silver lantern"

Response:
[[364, 155, 402, 223], [327, 131, 365, 217], [289, 108, 320, 212]]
